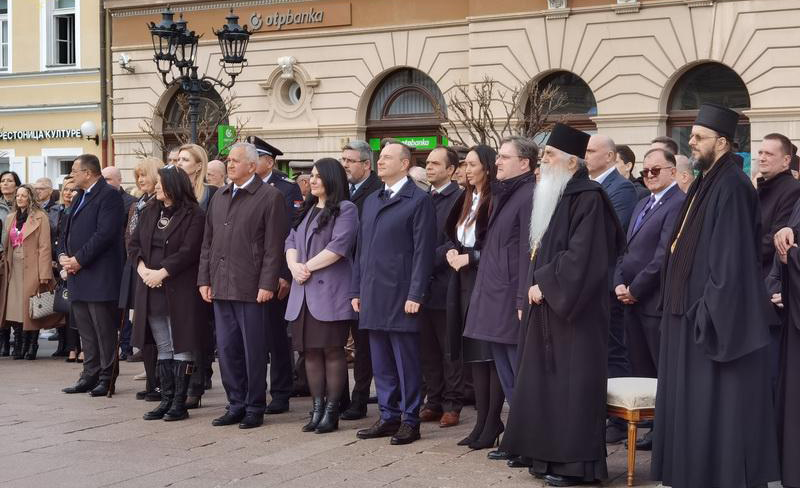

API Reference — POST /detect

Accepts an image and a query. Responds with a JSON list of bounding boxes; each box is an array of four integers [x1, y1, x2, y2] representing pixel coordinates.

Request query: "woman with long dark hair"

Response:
[[128, 166, 211, 422], [285, 158, 359, 433], [444, 144, 504, 449]]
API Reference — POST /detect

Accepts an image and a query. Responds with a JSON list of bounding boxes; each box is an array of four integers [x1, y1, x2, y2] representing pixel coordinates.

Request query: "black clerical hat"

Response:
[[246, 136, 284, 157], [694, 103, 739, 140], [545, 123, 590, 159]]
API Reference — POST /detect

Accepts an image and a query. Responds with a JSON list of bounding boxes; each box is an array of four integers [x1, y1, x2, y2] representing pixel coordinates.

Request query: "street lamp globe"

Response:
[[214, 9, 251, 78], [147, 8, 179, 74]]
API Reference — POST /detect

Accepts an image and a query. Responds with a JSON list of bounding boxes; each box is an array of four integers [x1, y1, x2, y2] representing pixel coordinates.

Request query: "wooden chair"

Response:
[[607, 377, 657, 487]]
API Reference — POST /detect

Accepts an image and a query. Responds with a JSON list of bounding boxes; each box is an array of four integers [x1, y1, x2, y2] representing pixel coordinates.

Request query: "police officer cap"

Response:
[[545, 123, 591, 159], [694, 103, 739, 141], [246, 136, 284, 158]]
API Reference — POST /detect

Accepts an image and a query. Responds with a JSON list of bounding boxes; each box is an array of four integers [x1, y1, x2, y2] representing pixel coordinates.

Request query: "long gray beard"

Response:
[[529, 163, 573, 251]]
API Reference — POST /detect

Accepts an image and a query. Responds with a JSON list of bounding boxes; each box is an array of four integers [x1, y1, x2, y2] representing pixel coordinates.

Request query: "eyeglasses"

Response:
[[641, 166, 674, 178], [341, 158, 368, 165]]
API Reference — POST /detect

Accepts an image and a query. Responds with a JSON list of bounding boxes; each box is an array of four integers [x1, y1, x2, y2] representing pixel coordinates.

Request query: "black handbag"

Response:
[[53, 281, 70, 314]]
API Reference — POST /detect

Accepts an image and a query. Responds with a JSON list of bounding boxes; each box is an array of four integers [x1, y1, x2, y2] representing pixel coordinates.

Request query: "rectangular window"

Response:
[[0, 157, 9, 173], [59, 159, 73, 176], [0, 0, 8, 71], [49, 0, 75, 67]]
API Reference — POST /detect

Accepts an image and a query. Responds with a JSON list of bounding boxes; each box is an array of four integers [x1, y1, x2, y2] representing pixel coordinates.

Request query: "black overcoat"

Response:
[[426, 181, 462, 310], [128, 202, 211, 354]]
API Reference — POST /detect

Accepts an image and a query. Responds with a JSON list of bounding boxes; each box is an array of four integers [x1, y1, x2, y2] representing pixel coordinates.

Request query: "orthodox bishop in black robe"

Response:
[[501, 124, 625, 484], [653, 104, 779, 488]]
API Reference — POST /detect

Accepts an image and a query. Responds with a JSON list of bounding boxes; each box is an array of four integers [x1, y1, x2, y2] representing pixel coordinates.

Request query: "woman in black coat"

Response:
[[129, 166, 210, 422], [444, 144, 502, 450]]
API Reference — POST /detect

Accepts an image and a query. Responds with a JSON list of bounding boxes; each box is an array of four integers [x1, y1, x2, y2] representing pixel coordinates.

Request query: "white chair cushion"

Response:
[[607, 377, 657, 410]]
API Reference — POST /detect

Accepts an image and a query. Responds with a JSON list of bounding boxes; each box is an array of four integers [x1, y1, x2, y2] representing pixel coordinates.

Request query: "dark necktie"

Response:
[[350, 183, 356, 196], [382, 189, 394, 201], [431, 190, 438, 197], [632, 196, 655, 234], [232, 187, 238, 200]]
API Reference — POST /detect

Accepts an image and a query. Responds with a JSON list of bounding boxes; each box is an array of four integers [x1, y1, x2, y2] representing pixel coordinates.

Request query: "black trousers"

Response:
[[349, 320, 373, 404], [607, 294, 631, 378], [72, 301, 119, 382], [265, 298, 293, 403], [624, 305, 660, 378], [419, 308, 464, 413]]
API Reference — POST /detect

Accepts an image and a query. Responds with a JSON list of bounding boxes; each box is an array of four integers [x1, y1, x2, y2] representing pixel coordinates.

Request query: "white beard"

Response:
[[529, 162, 573, 250]]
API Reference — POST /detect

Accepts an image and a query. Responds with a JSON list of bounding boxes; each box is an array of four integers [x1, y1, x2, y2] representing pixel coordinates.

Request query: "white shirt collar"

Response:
[[432, 181, 452, 194], [651, 182, 676, 204], [84, 179, 99, 194], [384, 176, 409, 198], [592, 166, 617, 184], [234, 174, 256, 192], [351, 173, 369, 192], [262, 171, 273, 184]]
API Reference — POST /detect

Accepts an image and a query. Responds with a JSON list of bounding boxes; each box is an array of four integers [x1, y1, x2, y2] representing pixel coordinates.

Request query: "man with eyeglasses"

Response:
[[339, 140, 382, 421], [652, 103, 779, 488], [613, 147, 684, 450]]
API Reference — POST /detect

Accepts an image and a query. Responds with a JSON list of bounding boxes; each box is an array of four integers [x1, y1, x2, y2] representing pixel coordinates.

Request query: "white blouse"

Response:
[[457, 191, 480, 248]]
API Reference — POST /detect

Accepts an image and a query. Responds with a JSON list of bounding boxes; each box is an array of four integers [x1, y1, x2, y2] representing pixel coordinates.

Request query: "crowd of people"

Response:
[[0, 101, 798, 488]]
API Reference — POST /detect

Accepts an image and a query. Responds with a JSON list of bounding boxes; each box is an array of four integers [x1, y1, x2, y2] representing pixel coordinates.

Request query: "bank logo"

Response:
[[249, 8, 325, 32]]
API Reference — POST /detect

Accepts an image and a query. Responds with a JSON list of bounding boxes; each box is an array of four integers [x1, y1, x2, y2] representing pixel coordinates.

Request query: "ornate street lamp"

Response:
[[147, 8, 251, 144]]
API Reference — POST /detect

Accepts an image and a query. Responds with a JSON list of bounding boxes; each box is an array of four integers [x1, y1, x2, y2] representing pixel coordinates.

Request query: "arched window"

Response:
[[528, 71, 597, 133], [162, 87, 229, 159], [366, 68, 447, 167], [668, 63, 750, 157]]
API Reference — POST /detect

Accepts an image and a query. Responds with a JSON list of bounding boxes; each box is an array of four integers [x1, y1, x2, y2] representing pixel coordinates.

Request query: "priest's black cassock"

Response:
[[773, 201, 800, 488], [500, 165, 624, 480], [652, 152, 780, 488]]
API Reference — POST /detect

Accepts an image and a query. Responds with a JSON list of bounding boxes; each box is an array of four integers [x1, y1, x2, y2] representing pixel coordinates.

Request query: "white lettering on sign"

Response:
[[261, 8, 325, 31], [0, 129, 83, 141]]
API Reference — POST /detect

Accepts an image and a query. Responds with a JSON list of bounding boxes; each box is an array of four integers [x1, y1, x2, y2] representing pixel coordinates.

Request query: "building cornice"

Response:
[[0, 103, 101, 114], [0, 68, 100, 80], [107, 0, 314, 17]]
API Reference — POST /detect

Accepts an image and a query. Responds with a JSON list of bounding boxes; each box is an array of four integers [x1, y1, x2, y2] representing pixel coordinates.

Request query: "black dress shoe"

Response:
[[265, 400, 289, 415], [238, 413, 264, 429], [543, 474, 590, 487], [89, 380, 110, 397], [626, 430, 653, 451], [507, 456, 533, 468], [390, 423, 420, 445], [62, 377, 97, 394], [357, 419, 401, 439], [487, 449, 512, 460], [212, 411, 245, 426], [528, 468, 545, 479], [340, 402, 367, 421]]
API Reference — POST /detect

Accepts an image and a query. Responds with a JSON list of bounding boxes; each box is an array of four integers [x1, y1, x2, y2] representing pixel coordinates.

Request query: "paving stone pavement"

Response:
[[0, 342, 660, 488]]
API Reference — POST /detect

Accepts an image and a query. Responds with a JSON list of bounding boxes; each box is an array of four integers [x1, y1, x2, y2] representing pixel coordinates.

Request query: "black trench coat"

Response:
[[128, 202, 211, 355]]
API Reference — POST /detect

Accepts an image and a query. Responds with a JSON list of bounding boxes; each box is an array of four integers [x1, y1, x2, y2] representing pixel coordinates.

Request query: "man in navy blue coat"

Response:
[[586, 134, 639, 443], [60, 154, 125, 397], [614, 148, 685, 450], [351, 142, 436, 445]]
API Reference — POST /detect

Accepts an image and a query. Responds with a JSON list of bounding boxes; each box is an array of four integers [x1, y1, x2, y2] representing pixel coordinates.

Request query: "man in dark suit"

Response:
[[419, 146, 464, 428], [247, 136, 299, 415], [60, 154, 125, 397], [615, 147, 685, 450], [586, 134, 639, 443], [198, 142, 287, 429], [352, 142, 436, 445], [340, 140, 382, 421]]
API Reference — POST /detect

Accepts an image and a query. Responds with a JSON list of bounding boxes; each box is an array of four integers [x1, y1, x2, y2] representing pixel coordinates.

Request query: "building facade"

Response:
[[106, 0, 800, 178], [0, 0, 104, 186]]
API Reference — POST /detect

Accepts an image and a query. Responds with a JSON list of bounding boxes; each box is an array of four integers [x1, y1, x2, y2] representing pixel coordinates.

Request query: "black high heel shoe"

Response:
[[468, 421, 505, 450], [458, 421, 485, 446]]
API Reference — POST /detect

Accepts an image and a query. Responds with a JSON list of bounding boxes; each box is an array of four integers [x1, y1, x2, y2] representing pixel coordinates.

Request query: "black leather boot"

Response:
[[302, 398, 325, 432], [315, 400, 340, 434], [25, 331, 39, 360], [164, 361, 192, 421], [144, 360, 174, 420], [0, 327, 10, 357], [11, 324, 23, 359], [51, 327, 67, 357]]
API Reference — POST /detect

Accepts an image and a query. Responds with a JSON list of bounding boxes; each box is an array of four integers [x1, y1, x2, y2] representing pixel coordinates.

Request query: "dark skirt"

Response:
[[447, 260, 492, 363], [290, 299, 351, 352]]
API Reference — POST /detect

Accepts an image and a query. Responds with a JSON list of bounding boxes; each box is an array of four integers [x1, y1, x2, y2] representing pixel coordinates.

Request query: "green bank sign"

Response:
[[369, 136, 448, 151], [218, 125, 237, 156]]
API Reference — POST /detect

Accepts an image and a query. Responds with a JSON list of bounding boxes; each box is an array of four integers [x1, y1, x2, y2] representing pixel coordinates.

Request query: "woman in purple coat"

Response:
[[285, 158, 359, 434]]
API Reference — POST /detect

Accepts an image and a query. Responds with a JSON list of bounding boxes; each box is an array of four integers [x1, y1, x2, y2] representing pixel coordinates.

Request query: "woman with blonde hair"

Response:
[[176, 144, 216, 211], [53, 177, 82, 362], [1, 185, 60, 360]]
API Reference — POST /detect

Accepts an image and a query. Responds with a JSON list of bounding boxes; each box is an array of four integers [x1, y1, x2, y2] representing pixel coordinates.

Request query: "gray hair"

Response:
[[229, 142, 259, 163], [343, 140, 373, 164], [502, 136, 539, 167]]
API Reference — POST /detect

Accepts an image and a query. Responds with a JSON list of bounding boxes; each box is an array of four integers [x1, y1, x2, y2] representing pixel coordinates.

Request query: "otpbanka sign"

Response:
[[0, 129, 83, 141], [248, 1, 351, 33]]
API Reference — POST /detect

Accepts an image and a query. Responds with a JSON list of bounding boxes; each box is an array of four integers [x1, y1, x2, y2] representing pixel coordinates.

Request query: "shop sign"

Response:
[[248, 1, 351, 33], [369, 136, 448, 151], [0, 129, 83, 141], [218, 125, 237, 156]]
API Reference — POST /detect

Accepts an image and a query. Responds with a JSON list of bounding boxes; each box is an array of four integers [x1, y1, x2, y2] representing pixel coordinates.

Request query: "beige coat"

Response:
[[0, 209, 60, 330]]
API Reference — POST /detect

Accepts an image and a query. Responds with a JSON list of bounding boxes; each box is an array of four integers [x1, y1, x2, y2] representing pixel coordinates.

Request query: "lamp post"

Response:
[[147, 8, 251, 144]]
